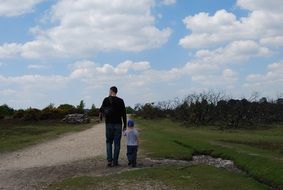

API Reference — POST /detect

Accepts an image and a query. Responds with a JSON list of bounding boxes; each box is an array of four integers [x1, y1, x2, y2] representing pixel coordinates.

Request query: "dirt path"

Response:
[[0, 123, 127, 190], [0, 123, 108, 170]]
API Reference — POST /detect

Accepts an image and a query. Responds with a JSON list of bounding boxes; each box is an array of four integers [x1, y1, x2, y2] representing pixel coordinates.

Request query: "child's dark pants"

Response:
[[127, 145, 138, 166]]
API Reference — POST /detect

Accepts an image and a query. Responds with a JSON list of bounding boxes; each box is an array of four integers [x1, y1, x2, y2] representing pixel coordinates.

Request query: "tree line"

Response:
[[0, 100, 99, 121], [0, 100, 135, 122], [135, 91, 283, 128]]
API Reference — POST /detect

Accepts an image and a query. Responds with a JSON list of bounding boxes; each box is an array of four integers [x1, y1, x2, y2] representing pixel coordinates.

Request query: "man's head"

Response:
[[109, 86, 118, 96]]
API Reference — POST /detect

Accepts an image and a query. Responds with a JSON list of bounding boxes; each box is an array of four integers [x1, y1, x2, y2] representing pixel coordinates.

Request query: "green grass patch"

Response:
[[48, 165, 268, 190], [136, 118, 283, 189], [0, 120, 94, 152]]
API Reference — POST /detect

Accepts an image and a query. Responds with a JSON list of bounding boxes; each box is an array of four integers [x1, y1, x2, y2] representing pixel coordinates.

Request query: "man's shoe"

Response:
[[128, 160, 132, 166], [132, 161, 137, 168], [113, 163, 120, 167], [107, 161, 113, 167]]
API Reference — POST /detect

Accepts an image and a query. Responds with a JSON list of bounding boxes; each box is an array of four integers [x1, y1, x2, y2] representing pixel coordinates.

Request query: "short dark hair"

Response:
[[110, 86, 118, 94]]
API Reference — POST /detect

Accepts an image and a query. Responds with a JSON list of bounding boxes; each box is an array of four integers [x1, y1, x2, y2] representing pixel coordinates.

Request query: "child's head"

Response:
[[127, 119, 135, 128]]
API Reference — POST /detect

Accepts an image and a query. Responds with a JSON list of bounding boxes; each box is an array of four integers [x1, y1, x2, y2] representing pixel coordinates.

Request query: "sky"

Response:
[[0, 0, 282, 109]]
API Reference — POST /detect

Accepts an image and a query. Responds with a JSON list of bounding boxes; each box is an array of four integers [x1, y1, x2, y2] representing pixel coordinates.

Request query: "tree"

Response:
[[126, 106, 135, 114], [88, 104, 99, 116], [0, 104, 15, 117], [77, 100, 85, 111]]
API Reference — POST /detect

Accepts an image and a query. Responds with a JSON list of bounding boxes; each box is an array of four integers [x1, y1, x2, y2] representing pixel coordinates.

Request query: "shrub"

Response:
[[136, 91, 283, 128], [0, 104, 15, 117], [23, 108, 41, 121], [13, 109, 25, 119]]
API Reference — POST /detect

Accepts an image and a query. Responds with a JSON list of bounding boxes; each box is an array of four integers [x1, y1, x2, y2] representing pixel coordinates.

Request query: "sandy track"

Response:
[[0, 122, 128, 189], [0, 123, 107, 171]]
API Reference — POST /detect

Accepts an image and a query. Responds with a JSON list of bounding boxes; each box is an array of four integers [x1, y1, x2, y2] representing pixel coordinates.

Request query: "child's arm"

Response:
[[136, 136, 139, 146], [135, 130, 139, 146]]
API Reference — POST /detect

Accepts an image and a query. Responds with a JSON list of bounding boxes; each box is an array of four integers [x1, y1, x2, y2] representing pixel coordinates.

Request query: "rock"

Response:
[[62, 114, 90, 124]]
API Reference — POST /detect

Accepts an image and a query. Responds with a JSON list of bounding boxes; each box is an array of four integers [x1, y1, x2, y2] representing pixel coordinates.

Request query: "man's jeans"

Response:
[[106, 123, 122, 164]]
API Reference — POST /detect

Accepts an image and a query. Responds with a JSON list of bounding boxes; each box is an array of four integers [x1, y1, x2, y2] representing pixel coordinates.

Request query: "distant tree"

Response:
[[13, 109, 25, 119], [0, 104, 15, 117], [58, 104, 75, 110], [126, 106, 135, 114], [77, 100, 85, 112], [135, 90, 283, 128], [41, 103, 62, 120], [249, 91, 260, 102], [57, 104, 76, 113], [88, 104, 99, 116], [259, 97, 267, 103], [23, 108, 41, 121]]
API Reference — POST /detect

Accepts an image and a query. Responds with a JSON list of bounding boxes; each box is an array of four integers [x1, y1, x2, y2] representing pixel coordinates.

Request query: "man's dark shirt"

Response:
[[100, 96, 127, 128]]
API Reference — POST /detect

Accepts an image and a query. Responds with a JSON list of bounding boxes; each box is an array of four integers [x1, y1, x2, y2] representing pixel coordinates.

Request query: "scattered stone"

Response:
[[145, 155, 243, 173], [62, 114, 90, 124]]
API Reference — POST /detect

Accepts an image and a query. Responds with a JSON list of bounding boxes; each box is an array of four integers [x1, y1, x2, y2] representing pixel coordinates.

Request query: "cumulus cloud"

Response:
[[246, 61, 283, 85], [237, 0, 283, 13], [0, 43, 22, 58], [190, 69, 238, 87], [28, 64, 49, 69], [244, 61, 283, 97], [181, 40, 269, 86], [0, 0, 44, 17], [179, 6, 283, 49], [0, 59, 183, 108], [0, 0, 171, 59], [178, 0, 283, 88], [160, 0, 176, 5], [70, 60, 151, 79], [70, 60, 179, 83]]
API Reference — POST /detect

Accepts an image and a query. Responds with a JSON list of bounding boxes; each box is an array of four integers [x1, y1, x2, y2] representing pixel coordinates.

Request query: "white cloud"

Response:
[[70, 60, 178, 83], [160, 0, 176, 5], [0, 0, 172, 59], [0, 59, 183, 108], [244, 61, 283, 96], [260, 36, 283, 48], [246, 61, 283, 84], [178, 0, 283, 88], [181, 40, 269, 86], [237, 0, 283, 13], [70, 60, 151, 79], [190, 69, 238, 87], [28, 64, 49, 69], [0, 0, 44, 17], [0, 43, 22, 58], [179, 7, 283, 49]]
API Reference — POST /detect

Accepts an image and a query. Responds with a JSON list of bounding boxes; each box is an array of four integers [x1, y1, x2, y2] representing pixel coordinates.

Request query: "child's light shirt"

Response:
[[124, 128, 138, 146]]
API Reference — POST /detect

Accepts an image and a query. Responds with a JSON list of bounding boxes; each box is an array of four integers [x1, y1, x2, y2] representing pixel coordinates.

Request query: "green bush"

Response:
[[0, 104, 14, 117], [13, 109, 25, 119], [23, 108, 41, 121]]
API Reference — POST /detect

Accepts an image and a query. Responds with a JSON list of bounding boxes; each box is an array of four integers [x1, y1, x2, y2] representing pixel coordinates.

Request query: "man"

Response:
[[100, 86, 127, 167]]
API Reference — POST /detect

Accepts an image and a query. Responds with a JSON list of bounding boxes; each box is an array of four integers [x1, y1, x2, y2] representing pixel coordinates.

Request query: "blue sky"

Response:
[[0, 0, 282, 109]]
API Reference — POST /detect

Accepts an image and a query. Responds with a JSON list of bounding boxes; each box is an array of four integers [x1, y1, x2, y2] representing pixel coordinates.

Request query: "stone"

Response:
[[62, 114, 90, 124]]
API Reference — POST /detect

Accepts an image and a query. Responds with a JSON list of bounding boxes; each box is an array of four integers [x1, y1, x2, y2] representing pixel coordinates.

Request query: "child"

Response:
[[124, 119, 139, 167]]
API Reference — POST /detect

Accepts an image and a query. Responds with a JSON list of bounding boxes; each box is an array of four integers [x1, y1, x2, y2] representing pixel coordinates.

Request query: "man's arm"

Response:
[[99, 98, 107, 121], [121, 99, 127, 130]]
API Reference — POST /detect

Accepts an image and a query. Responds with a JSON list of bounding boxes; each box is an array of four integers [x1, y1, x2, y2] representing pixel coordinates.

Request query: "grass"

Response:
[[136, 118, 283, 189], [48, 165, 268, 190], [48, 118, 283, 189], [0, 120, 94, 152]]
